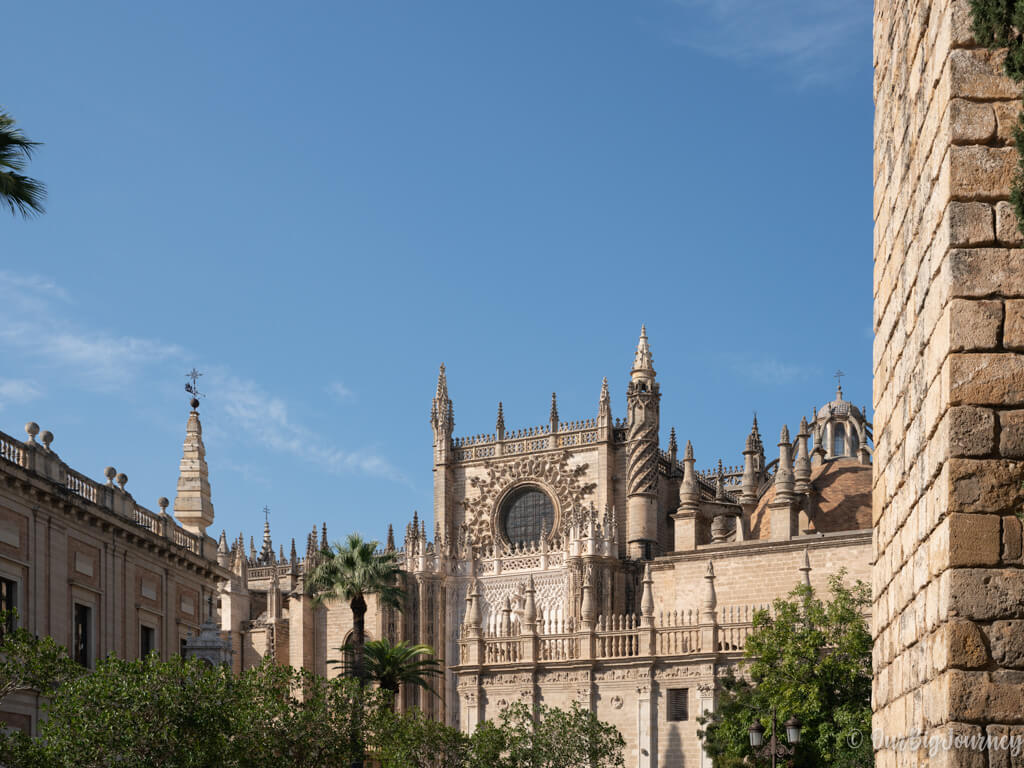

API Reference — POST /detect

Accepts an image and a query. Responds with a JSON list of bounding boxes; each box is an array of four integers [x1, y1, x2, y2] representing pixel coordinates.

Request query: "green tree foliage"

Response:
[[471, 701, 626, 768], [698, 573, 872, 768], [0, 655, 382, 768], [971, 0, 1024, 233], [304, 533, 404, 685], [330, 638, 443, 704], [369, 706, 473, 768], [0, 110, 46, 218], [0, 611, 80, 705]]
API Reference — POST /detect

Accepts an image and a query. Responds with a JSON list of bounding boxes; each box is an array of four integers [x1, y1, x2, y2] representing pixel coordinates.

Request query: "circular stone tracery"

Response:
[[500, 485, 554, 547]]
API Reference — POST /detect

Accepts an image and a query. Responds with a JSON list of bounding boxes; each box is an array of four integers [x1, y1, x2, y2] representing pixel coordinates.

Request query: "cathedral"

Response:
[[0, 327, 871, 767]]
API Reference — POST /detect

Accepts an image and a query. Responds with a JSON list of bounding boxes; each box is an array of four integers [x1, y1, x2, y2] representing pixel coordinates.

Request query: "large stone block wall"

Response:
[[873, 0, 1024, 765], [651, 534, 871, 618]]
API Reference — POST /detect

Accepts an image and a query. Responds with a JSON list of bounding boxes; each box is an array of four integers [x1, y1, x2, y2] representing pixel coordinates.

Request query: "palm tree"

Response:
[[304, 533, 403, 685], [330, 638, 442, 707], [0, 111, 46, 217]]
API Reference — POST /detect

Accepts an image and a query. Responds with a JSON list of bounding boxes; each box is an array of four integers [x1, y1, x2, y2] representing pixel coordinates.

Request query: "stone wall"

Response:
[[873, 0, 1024, 765], [651, 533, 871, 616]]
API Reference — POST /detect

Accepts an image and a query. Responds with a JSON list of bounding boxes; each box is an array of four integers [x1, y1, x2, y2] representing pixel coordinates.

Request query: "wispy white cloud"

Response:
[[0, 378, 41, 409], [668, 0, 867, 85], [326, 380, 354, 400], [741, 359, 815, 386], [0, 270, 404, 483], [212, 373, 404, 481], [0, 270, 70, 302]]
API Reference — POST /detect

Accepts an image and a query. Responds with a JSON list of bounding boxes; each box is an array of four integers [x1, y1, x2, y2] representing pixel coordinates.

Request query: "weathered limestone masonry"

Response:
[[873, 1, 1024, 766]]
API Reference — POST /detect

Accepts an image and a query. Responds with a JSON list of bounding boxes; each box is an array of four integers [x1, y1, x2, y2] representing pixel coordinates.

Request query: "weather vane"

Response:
[[185, 368, 205, 409]]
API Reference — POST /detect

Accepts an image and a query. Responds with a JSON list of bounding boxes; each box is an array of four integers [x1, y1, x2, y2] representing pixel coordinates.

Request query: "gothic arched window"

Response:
[[501, 486, 554, 547], [833, 424, 846, 456]]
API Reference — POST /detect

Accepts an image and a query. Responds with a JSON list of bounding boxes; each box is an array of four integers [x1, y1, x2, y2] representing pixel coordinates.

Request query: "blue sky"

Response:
[[2, 0, 872, 553]]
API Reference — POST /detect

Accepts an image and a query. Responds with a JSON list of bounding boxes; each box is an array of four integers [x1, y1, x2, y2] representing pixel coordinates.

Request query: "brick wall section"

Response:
[[873, 1, 1024, 766]]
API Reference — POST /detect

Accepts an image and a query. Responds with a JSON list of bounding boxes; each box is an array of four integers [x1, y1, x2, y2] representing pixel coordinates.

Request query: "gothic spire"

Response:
[[632, 324, 655, 375], [173, 402, 215, 538], [431, 363, 454, 433], [550, 392, 559, 427], [385, 524, 395, 552], [496, 402, 505, 435]]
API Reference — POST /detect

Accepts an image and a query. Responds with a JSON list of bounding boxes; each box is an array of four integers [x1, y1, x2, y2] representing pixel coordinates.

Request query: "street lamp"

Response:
[[747, 708, 801, 768]]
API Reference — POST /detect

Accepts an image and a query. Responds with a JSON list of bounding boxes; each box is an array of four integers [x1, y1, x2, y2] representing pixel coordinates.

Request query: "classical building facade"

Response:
[[0, 329, 872, 766], [0, 406, 228, 733]]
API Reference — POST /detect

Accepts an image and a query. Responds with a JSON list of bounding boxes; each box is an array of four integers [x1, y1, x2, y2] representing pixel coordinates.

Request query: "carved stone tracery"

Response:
[[461, 452, 596, 548]]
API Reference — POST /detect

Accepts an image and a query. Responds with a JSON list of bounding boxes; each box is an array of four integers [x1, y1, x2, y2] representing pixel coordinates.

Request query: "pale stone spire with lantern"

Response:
[[173, 376, 215, 553]]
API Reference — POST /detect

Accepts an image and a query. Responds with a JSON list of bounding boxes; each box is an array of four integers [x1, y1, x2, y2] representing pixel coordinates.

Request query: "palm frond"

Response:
[[0, 110, 46, 217]]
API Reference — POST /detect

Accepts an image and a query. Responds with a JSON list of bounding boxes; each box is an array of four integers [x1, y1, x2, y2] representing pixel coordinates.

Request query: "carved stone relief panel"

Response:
[[461, 452, 596, 548]]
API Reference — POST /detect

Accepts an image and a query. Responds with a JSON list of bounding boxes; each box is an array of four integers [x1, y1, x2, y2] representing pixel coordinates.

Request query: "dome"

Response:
[[814, 385, 863, 423]]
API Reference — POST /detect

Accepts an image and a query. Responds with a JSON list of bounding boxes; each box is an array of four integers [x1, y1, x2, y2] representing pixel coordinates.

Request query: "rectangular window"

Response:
[[0, 578, 17, 634], [667, 688, 689, 722], [73, 604, 92, 667], [140, 625, 156, 658]]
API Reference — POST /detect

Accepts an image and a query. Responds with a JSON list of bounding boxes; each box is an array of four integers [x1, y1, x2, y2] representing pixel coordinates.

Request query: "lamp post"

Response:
[[748, 707, 801, 768]]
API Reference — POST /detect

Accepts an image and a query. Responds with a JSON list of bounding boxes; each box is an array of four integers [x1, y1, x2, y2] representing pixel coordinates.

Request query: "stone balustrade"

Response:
[[459, 604, 760, 667], [0, 424, 202, 556]]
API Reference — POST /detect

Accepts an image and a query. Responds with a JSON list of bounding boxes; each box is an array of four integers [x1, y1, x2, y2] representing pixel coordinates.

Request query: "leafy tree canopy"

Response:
[[698, 572, 872, 768]]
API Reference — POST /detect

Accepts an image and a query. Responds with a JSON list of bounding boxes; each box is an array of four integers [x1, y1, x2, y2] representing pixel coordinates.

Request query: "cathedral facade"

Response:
[[0, 328, 872, 767], [216, 328, 873, 767]]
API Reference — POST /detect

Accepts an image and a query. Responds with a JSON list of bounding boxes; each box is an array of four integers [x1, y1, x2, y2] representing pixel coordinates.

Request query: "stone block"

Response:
[[948, 669, 1024, 722], [988, 621, 1024, 668], [1005, 300, 1024, 350], [996, 201, 1024, 246], [950, 146, 1016, 199], [950, 48, 1021, 101], [950, 354, 1024, 406], [946, 513, 1003, 567], [949, 458, 1024, 514], [986, 724, 1024, 768], [949, 568, 1024, 621], [1003, 515, 1022, 562], [950, 100, 996, 144], [944, 618, 991, 669], [950, 250, 1024, 298], [949, 406, 996, 456], [949, 299, 1002, 351], [999, 410, 1024, 458]]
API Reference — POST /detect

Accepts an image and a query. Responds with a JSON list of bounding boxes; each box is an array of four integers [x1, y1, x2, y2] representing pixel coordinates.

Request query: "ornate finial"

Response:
[[715, 472, 726, 501], [799, 547, 812, 587], [386, 524, 395, 552], [321, 522, 328, 551], [600, 377, 609, 400], [263, 505, 270, 526], [668, 427, 677, 454], [550, 392, 559, 425], [799, 415, 809, 435], [685, 439, 694, 461], [185, 368, 204, 411], [834, 369, 845, 399], [496, 402, 505, 433], [158, 497, 169, 514], [779, 424, 790, 444], [436, 363, 448, 399], [632, 325, 654, 372]]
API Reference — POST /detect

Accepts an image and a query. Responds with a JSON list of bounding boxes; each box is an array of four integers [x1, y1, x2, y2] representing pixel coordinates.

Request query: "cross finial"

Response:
[[834, 369, 845, 398], [263, 505, 270, 525], [185, 368, 205, 409]]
